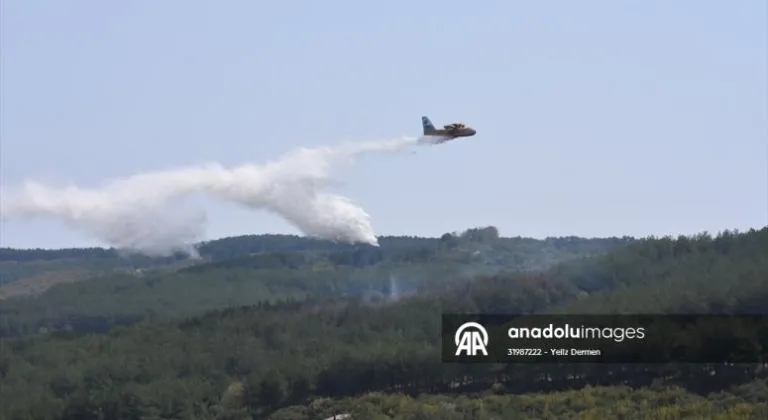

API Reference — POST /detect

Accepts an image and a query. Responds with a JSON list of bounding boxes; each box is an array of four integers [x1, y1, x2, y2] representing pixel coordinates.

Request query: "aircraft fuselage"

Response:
[[421, 116, 476, 140], [426, 128, 477, 138]]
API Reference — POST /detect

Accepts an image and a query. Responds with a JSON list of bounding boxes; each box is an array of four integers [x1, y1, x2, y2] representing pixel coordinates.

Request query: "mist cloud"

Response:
[[1, 136, 426, 256]]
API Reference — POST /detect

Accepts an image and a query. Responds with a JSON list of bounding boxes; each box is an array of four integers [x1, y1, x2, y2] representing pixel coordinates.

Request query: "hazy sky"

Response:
[[2, 0, 766, 249]]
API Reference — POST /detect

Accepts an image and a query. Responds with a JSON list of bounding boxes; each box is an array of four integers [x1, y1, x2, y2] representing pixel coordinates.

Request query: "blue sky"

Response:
[[2, 0, 766, 249]]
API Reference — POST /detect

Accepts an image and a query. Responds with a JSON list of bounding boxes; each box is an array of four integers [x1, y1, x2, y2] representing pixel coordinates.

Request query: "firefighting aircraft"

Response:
[[421, 116, 477, 143]]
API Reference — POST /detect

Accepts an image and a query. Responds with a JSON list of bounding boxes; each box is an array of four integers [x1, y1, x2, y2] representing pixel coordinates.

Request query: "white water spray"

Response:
[[1, 136, 429, 256]]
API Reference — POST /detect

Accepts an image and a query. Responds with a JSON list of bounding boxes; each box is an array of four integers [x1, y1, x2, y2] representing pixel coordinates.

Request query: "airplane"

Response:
[[421, 116, 476, 143]]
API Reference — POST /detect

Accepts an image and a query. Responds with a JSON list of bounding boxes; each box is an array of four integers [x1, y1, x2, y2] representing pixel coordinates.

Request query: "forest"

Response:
[[0, 226, 766, 419]]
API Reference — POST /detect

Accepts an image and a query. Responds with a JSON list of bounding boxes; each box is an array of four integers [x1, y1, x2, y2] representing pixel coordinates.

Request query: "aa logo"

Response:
[[454, 321, 489, 356]]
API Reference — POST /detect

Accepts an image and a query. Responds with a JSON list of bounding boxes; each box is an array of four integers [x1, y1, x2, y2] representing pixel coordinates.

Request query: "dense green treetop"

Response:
[[0, 228, 765, 418]]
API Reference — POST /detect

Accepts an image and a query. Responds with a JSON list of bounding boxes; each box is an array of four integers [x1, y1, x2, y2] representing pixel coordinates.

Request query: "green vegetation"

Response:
[[0, 247, 191, 299], [271, 385, 768, 419], [0, 227, 628, 338], [0, 227, 766, 419]]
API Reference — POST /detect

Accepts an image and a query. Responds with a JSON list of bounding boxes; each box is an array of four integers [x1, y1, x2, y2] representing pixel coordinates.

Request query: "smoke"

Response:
[[1, 136, 427, 257], [389, 274, 400, 300]]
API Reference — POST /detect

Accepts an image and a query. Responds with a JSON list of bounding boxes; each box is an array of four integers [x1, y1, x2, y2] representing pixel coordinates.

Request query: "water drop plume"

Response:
[[2, 136, 430, 256]]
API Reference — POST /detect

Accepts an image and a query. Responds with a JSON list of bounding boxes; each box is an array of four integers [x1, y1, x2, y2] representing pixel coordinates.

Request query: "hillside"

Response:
[[0, 227, 631, 338], [269, 385, 768, 419], [0, 227, 765, 419], [0, 228, 630, 299]]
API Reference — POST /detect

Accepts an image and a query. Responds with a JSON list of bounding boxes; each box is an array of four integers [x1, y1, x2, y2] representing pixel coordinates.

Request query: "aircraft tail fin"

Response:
[[422, 116, 436, 135]]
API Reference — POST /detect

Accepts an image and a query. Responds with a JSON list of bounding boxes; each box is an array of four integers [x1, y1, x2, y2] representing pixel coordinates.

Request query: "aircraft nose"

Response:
[[469, 128, 477, 135]]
